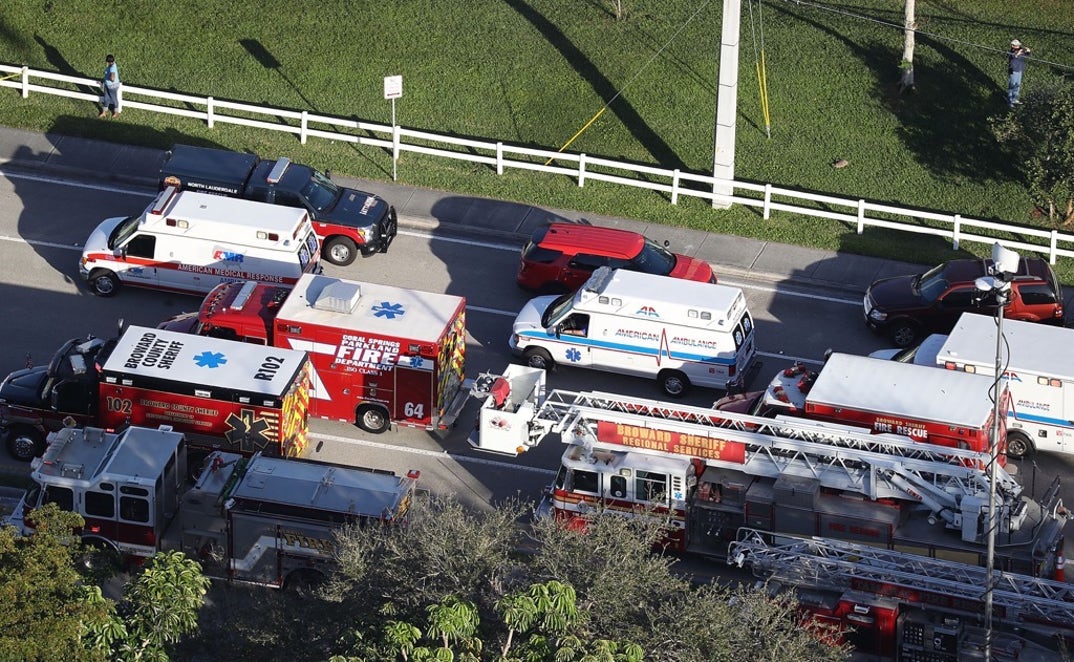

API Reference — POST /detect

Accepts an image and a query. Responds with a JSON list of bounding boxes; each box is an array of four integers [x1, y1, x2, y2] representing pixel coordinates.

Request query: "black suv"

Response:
[[864, 257, 1064, 347]]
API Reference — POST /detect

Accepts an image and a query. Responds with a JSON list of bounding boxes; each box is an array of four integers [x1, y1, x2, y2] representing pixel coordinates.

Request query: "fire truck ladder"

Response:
[[530, 390, 1029, 538], [729, 527, 1074, 630]]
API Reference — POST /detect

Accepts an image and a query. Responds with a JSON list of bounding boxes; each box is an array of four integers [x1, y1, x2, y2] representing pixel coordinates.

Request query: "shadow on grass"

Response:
[[863, 36, 1014, 188], [503, 0, 686, 172]]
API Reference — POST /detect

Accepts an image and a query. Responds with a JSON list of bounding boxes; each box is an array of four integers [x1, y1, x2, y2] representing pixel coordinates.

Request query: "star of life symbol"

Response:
[[373, 301, 405, 319], [405, 356, 425, 368], [194, 351, 227, 368], [565, 348, 582, 363]]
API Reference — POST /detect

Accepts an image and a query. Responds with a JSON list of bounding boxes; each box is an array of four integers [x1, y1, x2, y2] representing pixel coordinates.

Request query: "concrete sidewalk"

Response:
[[0, 126, 926, 294]]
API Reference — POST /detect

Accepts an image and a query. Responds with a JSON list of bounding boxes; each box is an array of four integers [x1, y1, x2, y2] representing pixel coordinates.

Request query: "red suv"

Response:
[[864, 256, 1065, 347], [516, 223, 716, 293]]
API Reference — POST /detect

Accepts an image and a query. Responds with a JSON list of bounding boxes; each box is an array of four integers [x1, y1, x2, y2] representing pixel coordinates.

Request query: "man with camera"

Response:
[[1007, 39, 1031, 108]]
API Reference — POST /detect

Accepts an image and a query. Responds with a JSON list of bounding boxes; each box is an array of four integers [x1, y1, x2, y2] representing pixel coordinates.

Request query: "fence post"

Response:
[[578, 153, 586, 188], [952, 214, 961, 251], [763, 183, 772, 220], [1051, 230, 1059, 265], [671, 169, 680, 205], [392, 123, 401, 179], [20, 66, 28, 99], [496, 142, 504, 175], [857, 200, 865, 234], [206, 96, 214, 129], [300, 110, 308, 145]]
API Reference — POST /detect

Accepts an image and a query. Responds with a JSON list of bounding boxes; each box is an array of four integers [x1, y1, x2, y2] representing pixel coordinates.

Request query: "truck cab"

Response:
[[160, 145, 398, 266], [0, 336, 115, 461]]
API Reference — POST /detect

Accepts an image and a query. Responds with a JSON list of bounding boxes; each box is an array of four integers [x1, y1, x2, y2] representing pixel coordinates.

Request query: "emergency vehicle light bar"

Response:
[[266, 158, 290, 184], [150, 186, 179, 215]]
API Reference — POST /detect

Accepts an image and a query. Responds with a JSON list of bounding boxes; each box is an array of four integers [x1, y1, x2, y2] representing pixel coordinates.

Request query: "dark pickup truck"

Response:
[[159, 145, 397, 266]]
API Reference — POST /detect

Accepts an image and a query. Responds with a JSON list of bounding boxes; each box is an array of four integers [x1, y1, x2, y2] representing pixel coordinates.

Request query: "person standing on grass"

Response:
[[1007, 39, 1031, 108], [99, 54, 121, 118]]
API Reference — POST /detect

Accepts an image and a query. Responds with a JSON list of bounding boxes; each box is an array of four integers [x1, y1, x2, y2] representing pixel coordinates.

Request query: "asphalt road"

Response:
[[0, 167, 1071, 554]]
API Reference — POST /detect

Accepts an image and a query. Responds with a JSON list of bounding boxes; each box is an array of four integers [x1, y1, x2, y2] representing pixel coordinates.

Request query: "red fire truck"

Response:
[[158, 274, 468, 434], [715, 352, 1009, 463], [8, 425, 417, 588], [0, 325, 311, 465], [468, 365, 1071, 659]]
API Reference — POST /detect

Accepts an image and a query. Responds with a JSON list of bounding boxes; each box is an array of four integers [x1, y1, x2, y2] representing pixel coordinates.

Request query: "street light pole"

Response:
[[976, 241, 1018, 662], [983, 285, 1007, 662]]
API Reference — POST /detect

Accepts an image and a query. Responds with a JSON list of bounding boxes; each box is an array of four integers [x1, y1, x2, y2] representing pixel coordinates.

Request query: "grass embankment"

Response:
[[0, 1, 1071, 278]]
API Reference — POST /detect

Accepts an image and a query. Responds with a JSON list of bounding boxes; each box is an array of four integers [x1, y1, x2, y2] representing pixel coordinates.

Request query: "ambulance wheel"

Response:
[[324, 237, 358, 266], [356, 404, 390, 434], [523, 348, 554, 371], [888, 320, 919, 348], [88, 270, 120, 297], [659, 370, 690, 398], [1006, 431, 1034, 460], [6, 425, 44, 461]]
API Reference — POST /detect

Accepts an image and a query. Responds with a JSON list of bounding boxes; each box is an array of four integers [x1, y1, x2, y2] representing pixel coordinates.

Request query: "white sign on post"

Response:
[[384, 75, 403, 181], [384, 75, 403, 100]]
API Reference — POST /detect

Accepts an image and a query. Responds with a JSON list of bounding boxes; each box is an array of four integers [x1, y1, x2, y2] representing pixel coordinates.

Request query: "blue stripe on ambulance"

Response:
[[516, 331, 736, 365]]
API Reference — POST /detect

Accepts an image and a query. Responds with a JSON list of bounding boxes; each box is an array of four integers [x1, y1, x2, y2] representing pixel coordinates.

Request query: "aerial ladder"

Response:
[[728, 527, 1074, 655], [469, 366, 1063, 547]]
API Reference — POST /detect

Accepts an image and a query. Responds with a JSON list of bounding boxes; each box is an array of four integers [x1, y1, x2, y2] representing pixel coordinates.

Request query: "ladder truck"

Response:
[[469, 366, 1068, 580], [728, 528, 1074, 659]]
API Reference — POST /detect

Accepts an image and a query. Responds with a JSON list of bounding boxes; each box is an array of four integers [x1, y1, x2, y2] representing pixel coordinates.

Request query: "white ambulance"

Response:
[[79, 187, 320, 298], [509, 266, 757, 397], [936, 313, 1074, 459]]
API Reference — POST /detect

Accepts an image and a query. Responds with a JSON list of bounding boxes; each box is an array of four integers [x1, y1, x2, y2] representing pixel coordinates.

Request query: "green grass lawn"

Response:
[[0, 0, 1071, 275]]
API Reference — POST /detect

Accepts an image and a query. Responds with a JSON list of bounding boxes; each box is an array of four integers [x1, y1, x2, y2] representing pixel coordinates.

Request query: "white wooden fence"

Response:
[[3, 63, 1072, 265]]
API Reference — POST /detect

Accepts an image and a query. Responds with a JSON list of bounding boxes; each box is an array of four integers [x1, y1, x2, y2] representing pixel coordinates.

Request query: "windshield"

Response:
[[540, 293, 576, 328], [916, 264, 949, 303], [628, 239, 677, 275], [107, 216, 141, 249], [300, 170, 341, 212]]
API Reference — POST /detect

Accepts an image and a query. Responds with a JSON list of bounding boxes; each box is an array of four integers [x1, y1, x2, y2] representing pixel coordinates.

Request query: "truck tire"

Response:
[[88, 270, 120, 297], [888, 320, 919, 348], [323, 237, 358, 266], [356, 404, 390, 434], [1006, 431, 1034, 460], [659, 370, 690, 398], [284, 569, 326, 597], [523, 348, 554, 371], [7, 425, 44, 461]]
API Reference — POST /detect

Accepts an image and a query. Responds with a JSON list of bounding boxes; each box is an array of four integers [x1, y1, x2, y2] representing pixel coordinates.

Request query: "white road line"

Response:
[[311, 431, 557, 476], [0, 168, 154, 196]]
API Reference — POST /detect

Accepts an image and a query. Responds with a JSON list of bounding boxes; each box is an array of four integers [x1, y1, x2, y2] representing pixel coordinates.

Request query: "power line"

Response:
[[780, 0, 1074, 72]]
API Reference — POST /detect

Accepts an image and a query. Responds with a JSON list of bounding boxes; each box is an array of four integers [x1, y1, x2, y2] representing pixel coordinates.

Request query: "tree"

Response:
[[990, 79, 1074, 226], [0, 503, 114, 662], [1, 504, 210, 662], [112, 550, 211, 661], [898, 0, 917, 93], [326, 495, 531, 622]]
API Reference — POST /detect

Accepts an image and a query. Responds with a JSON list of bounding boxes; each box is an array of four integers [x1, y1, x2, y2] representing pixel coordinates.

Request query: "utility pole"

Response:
[[712, 0, 742, 209]]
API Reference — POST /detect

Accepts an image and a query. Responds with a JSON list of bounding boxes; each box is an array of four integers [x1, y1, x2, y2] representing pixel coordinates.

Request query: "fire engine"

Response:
[[8, 425, 417, 588], [729, 529, 1074, 659], [715, 353, 1009, 462], [471, 365, 1066, 567], [158, 273, 468, 434], [0, 325, 311, 466], [469, 365, 1071, 657]]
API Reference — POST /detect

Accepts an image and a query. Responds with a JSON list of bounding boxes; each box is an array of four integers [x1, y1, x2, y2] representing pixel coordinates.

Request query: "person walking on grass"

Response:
[[1007, 39, 1031, 108], [99, 54, 121, 118]]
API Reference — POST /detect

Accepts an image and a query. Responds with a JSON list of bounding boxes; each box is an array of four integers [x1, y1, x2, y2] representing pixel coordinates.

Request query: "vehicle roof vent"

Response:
[[313, 280, 362, 314]]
